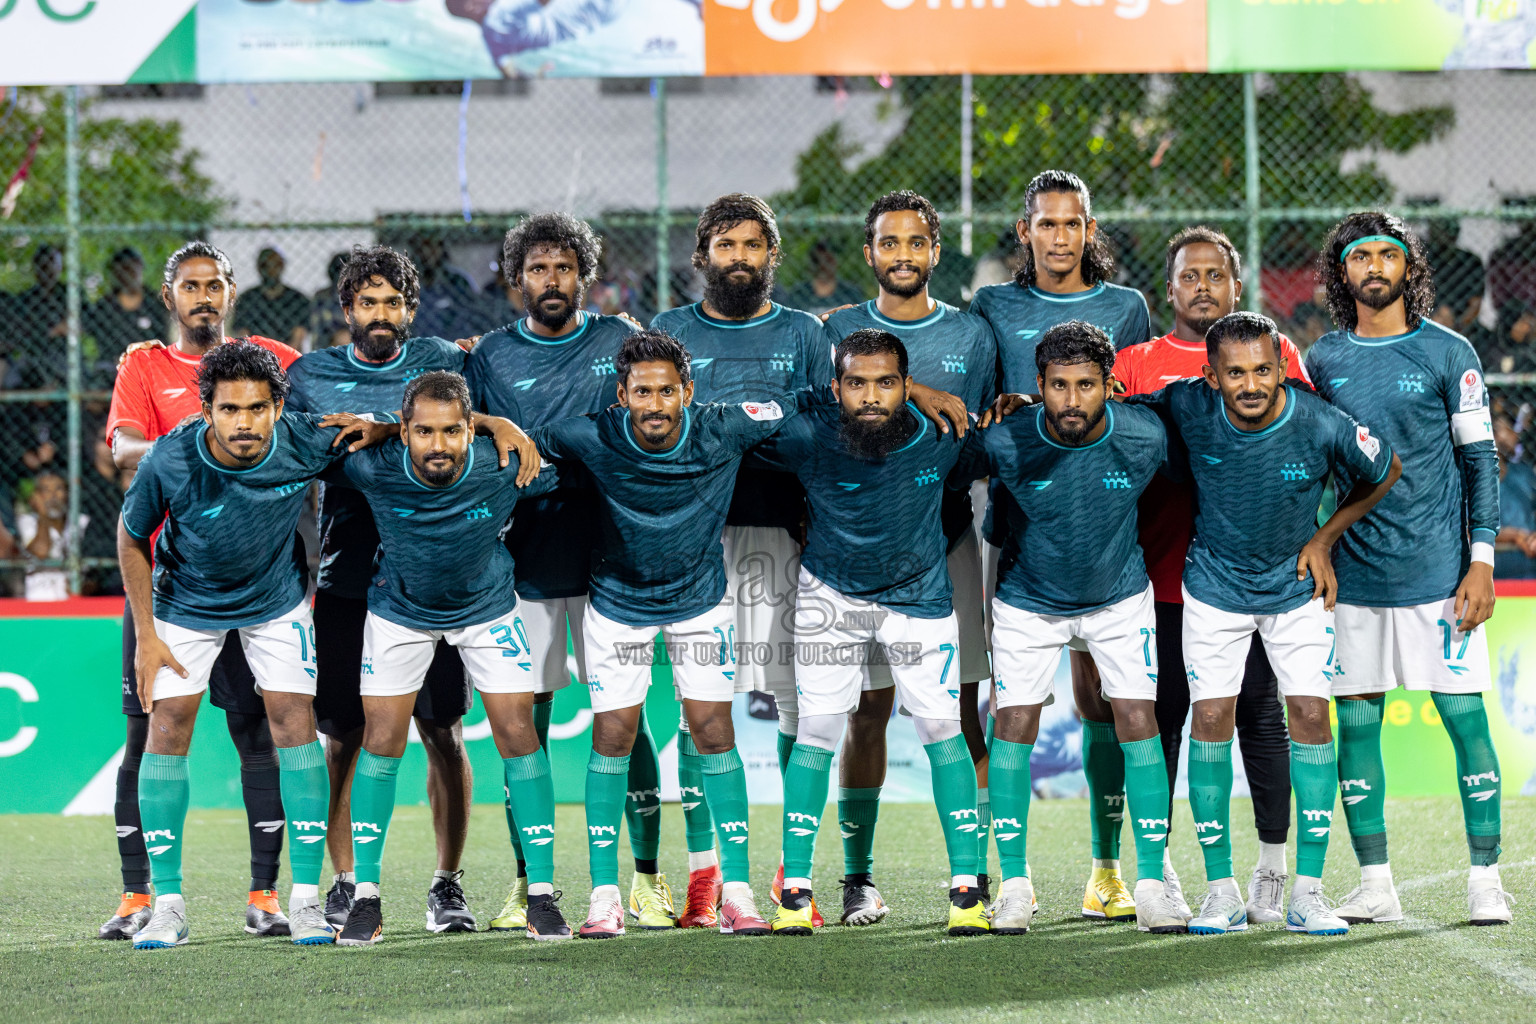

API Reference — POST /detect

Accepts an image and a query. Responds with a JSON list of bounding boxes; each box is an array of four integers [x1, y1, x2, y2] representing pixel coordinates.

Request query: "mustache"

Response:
[[1235, 390, 1268, 403], [190, 305, 218, 316], [228, 433, 261, 442], [423, 450, 453, 461]]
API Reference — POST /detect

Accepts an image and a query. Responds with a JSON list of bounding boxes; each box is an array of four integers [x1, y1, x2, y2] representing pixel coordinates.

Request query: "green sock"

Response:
[[924, 735, 980, 878], [698, 748, 751, 883], [504, 784, 524, 876], [275, 741, 330, 888], [776, 730, 796, 782], [585, 751, 629, 889], [976, 787, 992, 879], [1187, 738, 1234, 881], [1336, 696, 1389, 866], [626, 713, 662, 863], [677, 731, 716, 854], [534, 699, 553, 751], [1292, 740, 1338, 879], [987, 737, 1033, 880], [838, 787, 881, 876], [351, 750, 401, 886], [505, 749, 556, 887], [1433, 693, 1503, 866], [781, 744, 834, 881], [138, 752, 190, 896], [1082, 719, 1125, 861], [1120, 736, 1171, 884]]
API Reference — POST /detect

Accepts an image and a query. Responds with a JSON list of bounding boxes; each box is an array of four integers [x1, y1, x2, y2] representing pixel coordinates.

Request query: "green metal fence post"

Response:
[[654, 77, 671, 313], [64, 85, 83, 595], [1243, 72, 1263, 315]]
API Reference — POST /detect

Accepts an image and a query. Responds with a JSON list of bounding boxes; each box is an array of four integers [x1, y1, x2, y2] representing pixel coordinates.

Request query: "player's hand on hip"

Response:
[[1454, 562, 1496, 632], [136, 634, 187, 713], [979, 393, 1034, 428], [118, 339, 165, 370], [321, 412, 394, 452], [1296, 538, 1337, 609], [909, 381, 969, 437]]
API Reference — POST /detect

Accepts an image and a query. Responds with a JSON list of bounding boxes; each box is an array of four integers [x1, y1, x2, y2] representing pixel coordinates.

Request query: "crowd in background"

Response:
[[2, 216, 1535, 599]]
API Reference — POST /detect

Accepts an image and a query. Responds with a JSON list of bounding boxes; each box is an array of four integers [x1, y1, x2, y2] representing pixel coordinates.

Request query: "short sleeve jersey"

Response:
[[1306, 321, 1498, 606], [328, 437, 558, 631], [651, 302, 833, 531], [465, 312, 637, 600], [106, 336, 300, 444], [752, 401, 983, 618], [971, 280, 1153, 396], [530, 397, 794, 627], [119, 414, 344, 630], [981, 403, 1167, 615], [284, 337, 467, 599], [1135, 380, 1394, 615], [1114, 331, 1312, 604]]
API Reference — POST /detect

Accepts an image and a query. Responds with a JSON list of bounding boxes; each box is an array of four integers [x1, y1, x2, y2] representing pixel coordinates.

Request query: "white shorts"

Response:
[[361, 606, 540, 698], [722, 524, 800, 696], [989, 585, 1158, 710], [1182, 587, 1333, 702], [863, 533, 992, 692], [150, 596, 317, 704], [583, 599, 737, 714], [793, 568, 961, 721], [1332, 599, 1492, 695], [516, 594, 586, 695]]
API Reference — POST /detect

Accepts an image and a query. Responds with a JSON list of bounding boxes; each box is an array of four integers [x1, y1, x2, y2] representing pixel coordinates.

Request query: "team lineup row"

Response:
[[98, 173, 1511, 950]]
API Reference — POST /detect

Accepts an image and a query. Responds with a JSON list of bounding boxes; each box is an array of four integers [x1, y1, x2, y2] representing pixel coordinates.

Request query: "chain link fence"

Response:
[[3, 70, 1536, 595]]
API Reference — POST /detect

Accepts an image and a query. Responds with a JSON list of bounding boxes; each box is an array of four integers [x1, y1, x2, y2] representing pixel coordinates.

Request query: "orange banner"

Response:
[[703, 0, 1208, 76]]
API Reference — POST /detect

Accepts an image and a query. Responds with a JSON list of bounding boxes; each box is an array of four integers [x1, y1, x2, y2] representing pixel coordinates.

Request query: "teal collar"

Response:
[[1035, 402, 1115, 450], [197, 423, 279, 474], [691, 303, 782, 329], [623, 406, 692, 459], [1347, 325, 1423, 347], [515, 311, 590, 346], [401, 438, 474, 490], [864, 300, 946, 330], [1219, 385, 1294, 439], [346, 339, 412, 371], [1026, 283, 1105, 304]]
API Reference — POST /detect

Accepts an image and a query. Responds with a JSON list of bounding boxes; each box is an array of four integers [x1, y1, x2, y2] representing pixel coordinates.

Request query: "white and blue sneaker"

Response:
[[132, 898, 189, 950], [1189, 886, 1248, 936], [289, 900, 337, 945], [1286, 883, 1349, 936]]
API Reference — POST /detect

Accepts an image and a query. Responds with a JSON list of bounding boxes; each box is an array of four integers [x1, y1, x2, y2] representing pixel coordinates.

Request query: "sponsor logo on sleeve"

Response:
[[741, 400, 783, 421], [1355, 425, 1381, 462], [1460, 369, 1484, 412]]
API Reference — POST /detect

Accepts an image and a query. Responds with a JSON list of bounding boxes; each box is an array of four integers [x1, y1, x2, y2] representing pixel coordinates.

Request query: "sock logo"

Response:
[[1463, 770, 1499, 799], [1193, 819, 1224, 846], [1339, 778, 1372, 806], [839, 820, 859, 839], [290, 820, 328, 844], [1136, 817, 1171, 841], [588, 824, 618, 848], [719, 820, 750, 843], [521, 823, 555, 846], [144, 828, 176, 855], [115, 825, 138, 839], [1103, 794, 1125, 822], [254, 819, 285, 833], [949, 808, 979, 833], [627, 786, 662, 814], [352, 821, 382, 843], [786, 811, 819, 837], [680, 785, 703, 812], [993, 816, 1023, 842], [1301, 807, 1333, 837]]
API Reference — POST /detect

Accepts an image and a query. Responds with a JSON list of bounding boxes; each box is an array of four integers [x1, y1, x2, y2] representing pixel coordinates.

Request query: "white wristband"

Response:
[[1471, 541, 1495, 567]]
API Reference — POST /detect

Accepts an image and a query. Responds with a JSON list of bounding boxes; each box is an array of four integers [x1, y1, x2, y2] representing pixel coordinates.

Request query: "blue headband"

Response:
[[1340, 234, 1408, 262]]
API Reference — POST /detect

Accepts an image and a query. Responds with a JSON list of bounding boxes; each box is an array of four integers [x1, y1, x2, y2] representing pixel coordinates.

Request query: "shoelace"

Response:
[[1295, 886, 1342, 917], [993, 891, 1030, 918], [144, 906, 185, 932], [1251, 870, 1286, 907], [1470, 887, 1514, 912], [722, 894, 760, 919], [686, 876, 718, 910], [433, 871, 469, 911], [1196, 890, 1244, 919], [530, 890, 565, 922]]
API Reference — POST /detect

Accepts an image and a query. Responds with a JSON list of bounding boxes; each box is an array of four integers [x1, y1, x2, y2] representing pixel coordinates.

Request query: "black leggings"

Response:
[[1154, 601, 1292, 846]]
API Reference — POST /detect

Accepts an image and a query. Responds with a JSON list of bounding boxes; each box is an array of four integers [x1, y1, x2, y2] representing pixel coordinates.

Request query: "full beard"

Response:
[[1350, 274, 1407, 311], [349, 319, 406, 361], [417, 451, 464, 486], [703, 261, 774, 319], [1044, 403, 1106, 447], [838, 404, 915, 461], [526, 288, 579, 331], [873, 261, 931, 300]]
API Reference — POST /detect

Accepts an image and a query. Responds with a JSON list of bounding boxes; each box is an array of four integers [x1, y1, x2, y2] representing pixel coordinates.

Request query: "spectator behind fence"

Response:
[[1495, 415, 1536, 579], [234, 246, 310, 349], [1486, 299, 1536, 375], [480, 258, 527, 330], [83, 247, 161, 387], [781, 239, 865, 316], [309, 251, 352, 349], [1427, 218, 1487, 338], [16, 470, 87, 601], [6, 244, 67, 390], [412, 234, 486, 341], [1490, 220, 1536, 316]]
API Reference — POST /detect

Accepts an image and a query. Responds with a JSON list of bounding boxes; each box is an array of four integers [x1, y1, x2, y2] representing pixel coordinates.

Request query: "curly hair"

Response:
[[835, 328, 909, 379], [1164, 225, 1242, 286], [692, 193, 781, 269], [1317, 211, 1435, 332], [1014, 170, 1115, 288], [197, 340, 289, 406], [501, 212, 602, 289], [1035, 320, 1115, 382], [337, 244, 422, 314], [864, 190, 940, 249], [163, 240, 234, 291], [617, 329, 691, 386]]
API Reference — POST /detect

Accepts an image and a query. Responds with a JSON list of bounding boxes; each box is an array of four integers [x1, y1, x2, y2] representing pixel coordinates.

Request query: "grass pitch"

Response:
[[1, 796, 1531, 1023]]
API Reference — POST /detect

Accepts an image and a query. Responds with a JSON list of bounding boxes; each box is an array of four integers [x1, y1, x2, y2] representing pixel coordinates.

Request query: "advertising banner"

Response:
[[0, 0, 197, 86], [3, 595, 1532, 814]]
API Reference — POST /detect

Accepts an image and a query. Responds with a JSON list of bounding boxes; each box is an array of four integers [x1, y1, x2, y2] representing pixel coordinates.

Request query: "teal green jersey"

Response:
[[326, 437, 558, 631], [1305, 321, 1498, 607], [651, 302, 833, 531], [530, 397, 796, 627], [465, 312, 637, 600], [978, 403, 1167, 615], [284, 337, 466, 599], [971, 280, 1153, 395], [1131, 380, 1394, 615], [750, 399, 983, 618], [120, 414, 348, 630]]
